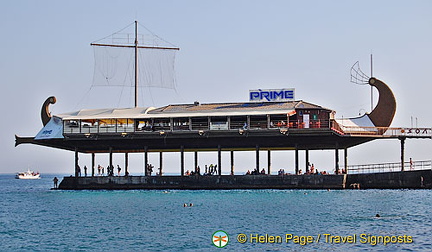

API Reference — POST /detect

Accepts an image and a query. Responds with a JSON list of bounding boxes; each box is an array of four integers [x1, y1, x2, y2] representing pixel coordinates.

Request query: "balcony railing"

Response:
[[63, 117, 332, 135], [348, 160, 431, 174], [331, 122, 432, 138]]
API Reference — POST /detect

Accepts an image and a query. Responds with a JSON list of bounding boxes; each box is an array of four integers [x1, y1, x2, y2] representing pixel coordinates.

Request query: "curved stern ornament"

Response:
[[368, 78, 396, 128], [41, 96, 57, 126]]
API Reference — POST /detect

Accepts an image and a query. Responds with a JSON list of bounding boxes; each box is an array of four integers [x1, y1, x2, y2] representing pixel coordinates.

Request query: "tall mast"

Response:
[[91, 21, 179, 108], [370, 54, 373, 111], [134, 20, 139, 108]]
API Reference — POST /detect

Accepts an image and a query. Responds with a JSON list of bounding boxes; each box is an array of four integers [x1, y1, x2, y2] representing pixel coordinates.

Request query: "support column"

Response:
[[230, 150, 234, 175], [344, 148, 348, 174], [335, 143, 339, 174], [305, 149, 309, 173], [159, 152, 163, 176], [125, 152, 129, 176], [109, 147, 113, 176], [74, 148, 79, 177], [194, 151, 198, 173], [217, 145, 222, 175], [295, 145, 299, 175], [256, 145, 260, 172], [144, 146, 148, 176], [400, 137, 406, 171], [267, 150, 271, 175], [91, 153, 95, 177], [180, 146, 185, 176]]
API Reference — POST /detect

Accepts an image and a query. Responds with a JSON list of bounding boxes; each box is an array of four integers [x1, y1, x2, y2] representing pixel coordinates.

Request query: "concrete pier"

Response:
[[346, 169, 432, 189], [57, 170, 432, 190], [58, 174, 346, 190]]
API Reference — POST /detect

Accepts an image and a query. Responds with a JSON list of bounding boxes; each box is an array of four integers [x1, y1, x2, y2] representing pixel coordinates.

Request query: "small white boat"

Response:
[[15, 169, 41, 179]]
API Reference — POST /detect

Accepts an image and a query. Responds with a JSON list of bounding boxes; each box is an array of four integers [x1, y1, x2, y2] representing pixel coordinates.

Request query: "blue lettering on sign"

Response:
[[250, 91, 260, 101], [249, 89, 295, 102], [284, 90, 294, 99], [273, 91, 284, 100], [42, 130, 52, 135]]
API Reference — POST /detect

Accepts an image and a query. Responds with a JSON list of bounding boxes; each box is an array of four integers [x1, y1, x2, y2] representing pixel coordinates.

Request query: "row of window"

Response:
[[63, 115, 330, 134]]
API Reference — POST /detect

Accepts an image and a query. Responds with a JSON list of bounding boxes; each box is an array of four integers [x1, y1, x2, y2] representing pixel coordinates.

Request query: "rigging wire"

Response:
[[350, 61, 369, 85], [91, 22, 135, 45], [73, 85, 94, 110], [137, 22, 178, 48], [147, 86, 156, 106], [117, 83, 126, 108], [173, 88, 185, 104], [87, 21, 179, 108]]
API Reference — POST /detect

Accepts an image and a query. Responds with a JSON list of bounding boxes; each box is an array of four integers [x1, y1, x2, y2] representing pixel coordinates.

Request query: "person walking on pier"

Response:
[[107, 164, 114, 176], [84, 165, 88, 177], [117, 165, 121, 176]]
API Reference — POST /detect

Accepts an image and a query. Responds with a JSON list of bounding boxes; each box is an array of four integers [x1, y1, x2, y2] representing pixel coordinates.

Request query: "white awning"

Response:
[[56, 107, 155, 120], [335, 114, 378, 133], [55, 107, 296, 120]]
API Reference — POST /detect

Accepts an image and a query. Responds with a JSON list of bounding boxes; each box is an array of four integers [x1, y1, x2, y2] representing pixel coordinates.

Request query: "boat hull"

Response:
[[15, 171, 41, 179], [15, 175, 41, 179]]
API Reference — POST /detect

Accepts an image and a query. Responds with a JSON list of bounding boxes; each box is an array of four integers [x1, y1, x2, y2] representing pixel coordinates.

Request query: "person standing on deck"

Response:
[[53, 177, 58, 188]]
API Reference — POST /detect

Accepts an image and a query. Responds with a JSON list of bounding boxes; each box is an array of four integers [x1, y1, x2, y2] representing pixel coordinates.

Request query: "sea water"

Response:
[[1, 174, 431, 251]]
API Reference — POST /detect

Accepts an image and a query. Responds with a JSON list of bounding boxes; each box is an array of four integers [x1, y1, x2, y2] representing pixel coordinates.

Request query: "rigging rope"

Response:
[[350, 61, 369, 85], [81, 21, 180, 108]]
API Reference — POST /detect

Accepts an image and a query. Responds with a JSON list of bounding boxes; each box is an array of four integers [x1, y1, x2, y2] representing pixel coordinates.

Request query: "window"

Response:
[[250, 115, 268, 129], [173, 117, 190, 130], [230, 116, 247, 130], [191, 117, 209, 130], [210, 117, 228, 130], [153, 118, 171, 131]]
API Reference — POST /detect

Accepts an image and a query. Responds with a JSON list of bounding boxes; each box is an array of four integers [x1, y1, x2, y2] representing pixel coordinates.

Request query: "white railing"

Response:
[[348, 160, 431, 174], [335, 125, 432, 138]]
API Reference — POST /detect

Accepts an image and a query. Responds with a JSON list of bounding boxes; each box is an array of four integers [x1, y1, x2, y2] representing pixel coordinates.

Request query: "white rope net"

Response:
[[91, 22, 178, 90]]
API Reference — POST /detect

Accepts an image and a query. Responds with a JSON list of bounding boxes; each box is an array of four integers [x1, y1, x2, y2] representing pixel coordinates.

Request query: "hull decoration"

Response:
[[367, 77, 397, 128], [41, 96, 56, 126]]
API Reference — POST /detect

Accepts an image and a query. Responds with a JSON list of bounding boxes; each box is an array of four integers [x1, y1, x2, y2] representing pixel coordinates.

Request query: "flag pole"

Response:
[[134, 20, 139, 108]]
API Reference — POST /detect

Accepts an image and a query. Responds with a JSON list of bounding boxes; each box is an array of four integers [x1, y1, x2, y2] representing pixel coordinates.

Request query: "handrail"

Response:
[[332, 123, 432, 138], [348, 160, 431, 174]]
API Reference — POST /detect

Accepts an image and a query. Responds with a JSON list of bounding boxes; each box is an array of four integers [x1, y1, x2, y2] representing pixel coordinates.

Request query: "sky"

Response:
[[1, 0, 431, 175]]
